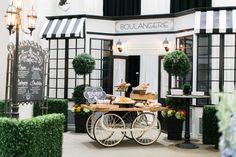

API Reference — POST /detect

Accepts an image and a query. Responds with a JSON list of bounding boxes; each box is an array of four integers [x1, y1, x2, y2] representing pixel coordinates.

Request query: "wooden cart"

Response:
[[82, 104, 167, 147]]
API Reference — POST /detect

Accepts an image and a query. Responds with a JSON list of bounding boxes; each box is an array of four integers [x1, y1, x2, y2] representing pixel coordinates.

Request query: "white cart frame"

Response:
[[83, 105, 166, 147]]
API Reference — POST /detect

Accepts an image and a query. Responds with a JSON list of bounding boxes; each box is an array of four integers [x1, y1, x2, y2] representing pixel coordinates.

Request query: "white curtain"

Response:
[[139, 55, 159, 92], [113, 59, 126, 96]]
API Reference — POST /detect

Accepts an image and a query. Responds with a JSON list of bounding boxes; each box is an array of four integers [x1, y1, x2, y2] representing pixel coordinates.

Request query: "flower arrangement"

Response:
[[216, 91, 236, 157], [161, 108, 186, 120], [72, 104, 91, 115]]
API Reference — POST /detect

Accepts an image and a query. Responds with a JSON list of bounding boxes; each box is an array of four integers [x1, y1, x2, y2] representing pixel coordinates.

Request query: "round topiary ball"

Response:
[[72, 53, 95, 75], [163, 50, 190, 77], [72, 84, 88, 104]]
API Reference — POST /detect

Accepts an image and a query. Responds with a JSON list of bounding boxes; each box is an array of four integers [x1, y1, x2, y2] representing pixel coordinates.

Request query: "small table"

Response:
[[166, 95, 210, 149]]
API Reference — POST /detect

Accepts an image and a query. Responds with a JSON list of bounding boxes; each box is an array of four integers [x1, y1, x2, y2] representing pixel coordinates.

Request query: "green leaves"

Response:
[[72, 85, 88, 104], [163, 50, 191, 77], [34, 99, 68, 131], [72, 53, 95, 75], [0, 114, 65, 157]]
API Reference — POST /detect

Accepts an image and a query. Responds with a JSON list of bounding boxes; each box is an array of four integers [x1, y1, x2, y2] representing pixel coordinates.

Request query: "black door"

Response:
[[126, 56, 140, 96]]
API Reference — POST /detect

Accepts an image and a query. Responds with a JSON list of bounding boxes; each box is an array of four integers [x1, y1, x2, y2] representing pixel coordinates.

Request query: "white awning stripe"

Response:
[[195, 9, 235, 34], [40, 17, 85, 38]]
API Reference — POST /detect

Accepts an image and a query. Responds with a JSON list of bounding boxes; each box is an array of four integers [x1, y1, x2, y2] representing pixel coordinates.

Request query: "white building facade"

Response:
[[0, 0, 236, 136]]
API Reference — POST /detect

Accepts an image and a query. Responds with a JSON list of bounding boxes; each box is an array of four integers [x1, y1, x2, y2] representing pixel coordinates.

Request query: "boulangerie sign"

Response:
[[115, 19, 174, 33]]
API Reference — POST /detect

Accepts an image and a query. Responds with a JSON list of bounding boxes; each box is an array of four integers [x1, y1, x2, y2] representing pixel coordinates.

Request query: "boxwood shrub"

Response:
[[34, 99, 68, 131], [202, 105, 220, 148], [0, 101, 5, 117], [0, 114, 65, 157]]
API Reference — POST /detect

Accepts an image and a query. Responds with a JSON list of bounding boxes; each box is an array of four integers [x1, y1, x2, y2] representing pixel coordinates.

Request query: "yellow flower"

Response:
[[75, 106, 81, 112]]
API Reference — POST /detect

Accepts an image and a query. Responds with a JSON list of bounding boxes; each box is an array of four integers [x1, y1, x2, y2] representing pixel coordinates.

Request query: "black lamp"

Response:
[[163, 38, 169, 52], [116, 39, 123, 52]]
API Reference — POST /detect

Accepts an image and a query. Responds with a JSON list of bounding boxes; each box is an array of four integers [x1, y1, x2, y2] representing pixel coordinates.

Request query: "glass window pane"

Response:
[[58, 60, 65, 68], [225, 34, 235, 46], [95, 60, 101, 69], [69, 39, 76, 48], [91, 80, 100, 87], [58, 70, 64, 78], [49, 79, 56, 88], [49, 88, 56, 98], [198, 70, 209, 81], [198, 47, 208, 57], [91, 40, 101, 49], [69, 59, 73, 68], [211, 82, 219, 92], [210, 70, 219, 81], [103, 41, 112, 51], [76, 79, 83, 85], [91, 50, 101, 59], [50, 40, 57, 49], [58, 50, 65, 59], [224, 70, 234, 81], [49, 70, 56, 78], [69, 51, 76, 59], [224, 47, 235, 58], [211, 47, 220, 57], [50, 50, 57, 58], [198, 36, 208, 46], [68, 79, 75, 88], [198, 58, 209, 69], [68, 69, 75, 79], [57, 89, 64, 98], [224, 82, 235, 93], [58, 79, 64, 88], [210, 58, 220, 69], [68, 89, 73, 99], [211, 93, 219, 105], [211, 35, 220, 46], [91, 70, 101, 79], [58, 40, 65, 48], [50, 60, 57, 68], [224, 58, 235, 69]]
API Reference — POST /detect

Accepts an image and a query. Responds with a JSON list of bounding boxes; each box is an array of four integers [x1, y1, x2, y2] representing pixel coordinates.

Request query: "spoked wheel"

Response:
[[131, 112, 161, 146], [93, 113, 125, 147], [86, 112, 103, 140], [122, 111, 138, 139]]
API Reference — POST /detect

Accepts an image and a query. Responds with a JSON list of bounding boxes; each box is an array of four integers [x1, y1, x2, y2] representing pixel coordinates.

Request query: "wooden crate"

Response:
[[130, 93, 157, 101]]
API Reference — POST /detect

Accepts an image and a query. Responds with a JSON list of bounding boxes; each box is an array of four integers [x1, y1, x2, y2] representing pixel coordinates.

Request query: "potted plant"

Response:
[[161, 98, 186, 140], [163, 50, 190, 95], [182, 83, 192, 95], [72, 53, 95, 133]]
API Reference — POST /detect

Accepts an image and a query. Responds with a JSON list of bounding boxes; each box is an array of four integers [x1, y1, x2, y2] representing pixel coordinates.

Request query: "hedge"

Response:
[[0, 114, 65, 157], [202, 105, 220, 148], [0, 101, 5, 117], [34, 99, 68, 131]]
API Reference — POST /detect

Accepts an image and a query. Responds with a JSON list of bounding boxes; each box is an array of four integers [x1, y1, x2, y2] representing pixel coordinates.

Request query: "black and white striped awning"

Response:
[[40, 18, 85, 38], [195, 10, 236, 34]]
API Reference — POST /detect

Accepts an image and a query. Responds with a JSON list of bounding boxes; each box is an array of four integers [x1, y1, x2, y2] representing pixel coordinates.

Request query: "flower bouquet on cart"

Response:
[[161, 98, 186, 140]]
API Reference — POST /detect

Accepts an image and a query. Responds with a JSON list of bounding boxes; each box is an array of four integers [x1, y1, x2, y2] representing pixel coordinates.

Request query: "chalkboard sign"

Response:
[[17, 43, 45, 102], [84, 87, 106, 103]]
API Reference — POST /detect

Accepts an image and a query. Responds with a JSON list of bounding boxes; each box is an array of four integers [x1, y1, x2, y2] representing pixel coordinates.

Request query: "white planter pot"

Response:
[[171, 89, 183, 95]]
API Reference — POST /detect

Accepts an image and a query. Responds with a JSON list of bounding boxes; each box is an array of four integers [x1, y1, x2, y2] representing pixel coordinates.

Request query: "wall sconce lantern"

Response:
[[116, 39, 123, 52], [163, 38, 169, 52]]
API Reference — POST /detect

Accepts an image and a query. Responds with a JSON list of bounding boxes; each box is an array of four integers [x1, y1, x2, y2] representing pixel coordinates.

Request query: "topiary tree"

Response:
[[163, 50, 190, 88], [72, 84, 87, 104], [72, 53, 95, 85], [72, 53, 95, 104]]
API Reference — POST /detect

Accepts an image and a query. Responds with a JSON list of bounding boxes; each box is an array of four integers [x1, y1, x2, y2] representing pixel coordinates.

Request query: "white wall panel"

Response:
[[212, 0, 236, 7], [141, 0, 170, 15]]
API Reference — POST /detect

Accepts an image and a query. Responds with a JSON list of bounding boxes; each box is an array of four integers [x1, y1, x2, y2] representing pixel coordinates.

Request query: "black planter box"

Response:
[[74, 113, 91, 133], [167, 118, 184, 140]]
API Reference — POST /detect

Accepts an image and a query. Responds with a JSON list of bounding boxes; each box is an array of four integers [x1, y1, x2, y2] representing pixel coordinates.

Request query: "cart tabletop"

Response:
[[81, 104, 167, 112]]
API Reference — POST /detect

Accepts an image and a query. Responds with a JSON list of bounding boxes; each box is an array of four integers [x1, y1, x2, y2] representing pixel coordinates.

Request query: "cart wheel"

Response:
[[131, 112, 161, 146], [93, 113, 125, 147], [86, 112, 103, 140], [122, 111, 138, 139]]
